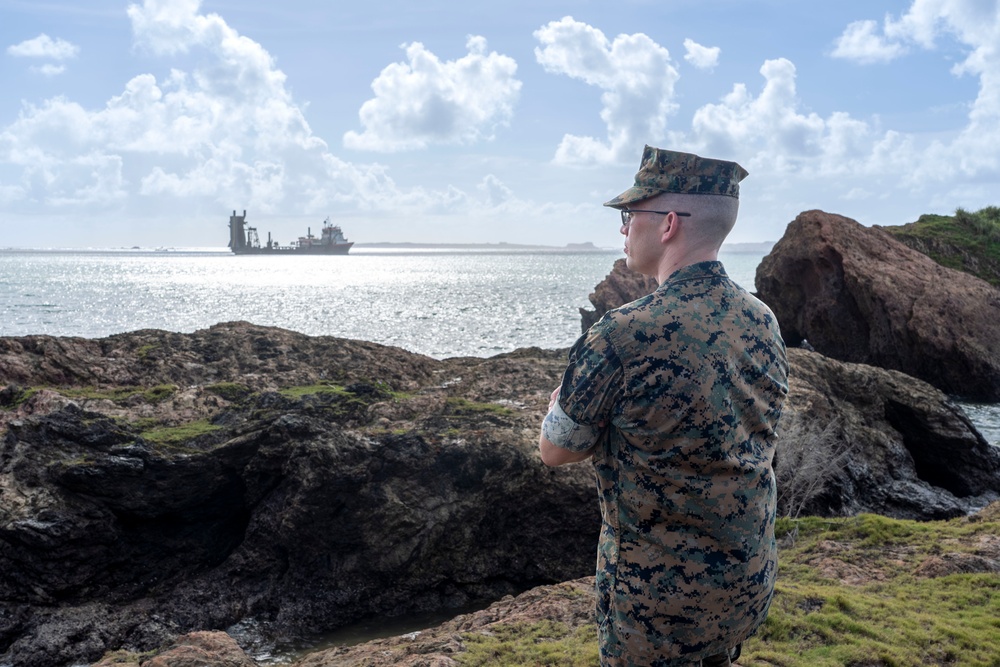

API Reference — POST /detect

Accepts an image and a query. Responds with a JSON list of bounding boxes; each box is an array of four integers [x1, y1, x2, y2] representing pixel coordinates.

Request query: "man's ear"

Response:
[[660, 212, 682, 243]]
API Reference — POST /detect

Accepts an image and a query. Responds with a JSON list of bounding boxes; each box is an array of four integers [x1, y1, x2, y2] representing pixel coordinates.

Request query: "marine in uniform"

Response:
[[539, 146, 788, 666]]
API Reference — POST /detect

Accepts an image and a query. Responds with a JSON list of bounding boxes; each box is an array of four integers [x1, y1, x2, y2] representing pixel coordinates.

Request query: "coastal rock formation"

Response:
[[755, 210, 1000, 401], [91, 631, 256, 667], [84, 502, 1000, 666], [778, 348, 1000, 519], [0, 325, 598, 667], [0, 322, 997, 665], [579, 258, 658, 332]]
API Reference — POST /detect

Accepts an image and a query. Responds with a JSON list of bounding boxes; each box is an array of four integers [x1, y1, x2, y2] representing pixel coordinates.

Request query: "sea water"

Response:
[[0, 247, 996, 444], [0, 247, 762, 357], [3, 246, 999, 664]]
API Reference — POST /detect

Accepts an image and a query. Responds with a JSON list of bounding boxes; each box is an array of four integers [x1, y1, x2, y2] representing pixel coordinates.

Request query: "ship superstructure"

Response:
[[228, 210, 353, 255]]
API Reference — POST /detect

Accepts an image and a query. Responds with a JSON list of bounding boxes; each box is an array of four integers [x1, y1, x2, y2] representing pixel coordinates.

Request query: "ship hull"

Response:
[[231, 242, 354, 255]]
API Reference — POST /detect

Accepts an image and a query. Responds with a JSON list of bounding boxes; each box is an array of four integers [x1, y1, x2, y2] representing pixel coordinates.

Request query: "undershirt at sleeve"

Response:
[[542, 398, 604, 452], [543, 318, 624, 452]]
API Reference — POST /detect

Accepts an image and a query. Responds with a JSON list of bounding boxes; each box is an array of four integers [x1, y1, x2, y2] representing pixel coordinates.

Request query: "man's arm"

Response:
[[538, 387, 598, 467], [539, 432, 595, 466]]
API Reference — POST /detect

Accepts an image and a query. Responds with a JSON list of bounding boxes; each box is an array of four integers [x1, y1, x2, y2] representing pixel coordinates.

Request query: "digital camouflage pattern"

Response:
[[544, 261, 788, 666], [603, 145, 748, 208]]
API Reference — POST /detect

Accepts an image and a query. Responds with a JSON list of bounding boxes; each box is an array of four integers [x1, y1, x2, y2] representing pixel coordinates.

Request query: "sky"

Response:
[[0, 0, 997, 249]]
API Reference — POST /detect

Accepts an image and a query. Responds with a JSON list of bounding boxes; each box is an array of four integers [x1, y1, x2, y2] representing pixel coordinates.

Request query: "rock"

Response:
[[1, 322, 998, 665], [293, 578, 596, 667], [755, 210, 1000, 401], [776, 348, 1000, 520], [579, 258, 658, 332], [91, 631, 256, 667], [0, 330, 598, 667]]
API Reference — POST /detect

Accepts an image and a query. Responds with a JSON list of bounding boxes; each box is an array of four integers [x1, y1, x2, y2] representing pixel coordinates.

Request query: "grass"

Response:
[[458, 621, 600, 667], [139, 419, 221, 447], [886, 205, 1000, 285], [450, 510, 1000, 667], [445, 397, 514, 417]]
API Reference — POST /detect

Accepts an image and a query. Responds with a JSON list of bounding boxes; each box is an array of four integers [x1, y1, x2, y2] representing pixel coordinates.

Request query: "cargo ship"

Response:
[[228, 210, 353, 255]]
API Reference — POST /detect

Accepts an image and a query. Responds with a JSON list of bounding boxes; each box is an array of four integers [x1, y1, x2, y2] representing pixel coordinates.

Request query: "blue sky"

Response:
[[0, 0, 995, 249]]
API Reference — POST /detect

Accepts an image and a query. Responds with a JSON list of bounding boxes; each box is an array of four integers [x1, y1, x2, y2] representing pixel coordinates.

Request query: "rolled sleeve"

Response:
[[542, 398, 604, 452], [544, 317, 623, 454]]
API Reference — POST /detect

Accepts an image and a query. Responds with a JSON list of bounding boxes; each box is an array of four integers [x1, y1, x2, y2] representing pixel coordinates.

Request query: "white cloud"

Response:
[[533, 17, 680, 166], [343, 36, 521, 152], [0, 0, 493, 220], [689, 59, 829, 162], [7, 34, 79, 60], [683, 38, 720, 70], [828, 0, 1000, 182], [32, 64, 67, 77], [831, 19, 908, 63]]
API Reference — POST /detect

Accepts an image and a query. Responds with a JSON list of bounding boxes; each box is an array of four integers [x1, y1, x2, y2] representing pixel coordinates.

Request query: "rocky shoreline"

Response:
[[1, 209, 999, 666]]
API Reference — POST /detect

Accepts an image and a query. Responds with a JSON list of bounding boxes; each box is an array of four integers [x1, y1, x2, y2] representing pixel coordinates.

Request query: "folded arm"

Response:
[[538, 387, 600, 467]]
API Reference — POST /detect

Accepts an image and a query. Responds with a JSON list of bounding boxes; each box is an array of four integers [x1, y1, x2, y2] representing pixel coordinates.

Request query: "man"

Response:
[[539, 146, 788, 667]]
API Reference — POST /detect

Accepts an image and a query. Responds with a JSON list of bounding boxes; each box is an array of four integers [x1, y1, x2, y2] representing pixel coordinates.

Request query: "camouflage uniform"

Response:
[[543, 261, 788, 665]]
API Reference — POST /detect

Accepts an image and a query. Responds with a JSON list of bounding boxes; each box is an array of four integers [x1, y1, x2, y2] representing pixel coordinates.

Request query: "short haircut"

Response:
[[645, 192, 739, 250]]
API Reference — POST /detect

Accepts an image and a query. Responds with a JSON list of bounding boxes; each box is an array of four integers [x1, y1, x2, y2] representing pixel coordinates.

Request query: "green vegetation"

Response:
[[452, 510, 1000, 667], [886, 205, 1000, 285], [1, 384, 179, 409], [278, 383, 354, 399], [459, 620, 599, 667], [955, 206, 1000, 244], [0, 386, 37, 409], [136, 343, 159, 359], [139, 419, 220, 447], [751, 511, 1000, 666], [205, 381, 254, 402], [278, 380, 410, 400], [445, 397, 514, 417]]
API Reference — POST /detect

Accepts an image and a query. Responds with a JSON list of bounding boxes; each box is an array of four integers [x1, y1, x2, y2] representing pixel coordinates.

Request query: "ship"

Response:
[[228, 210, 353, 255]]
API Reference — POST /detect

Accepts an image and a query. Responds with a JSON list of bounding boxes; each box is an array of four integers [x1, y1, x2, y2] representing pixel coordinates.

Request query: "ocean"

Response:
[[0, 247, 997, 444]]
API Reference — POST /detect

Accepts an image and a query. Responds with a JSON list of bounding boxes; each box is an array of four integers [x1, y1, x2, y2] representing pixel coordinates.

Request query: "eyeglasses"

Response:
[[620, 209, 691, 226]]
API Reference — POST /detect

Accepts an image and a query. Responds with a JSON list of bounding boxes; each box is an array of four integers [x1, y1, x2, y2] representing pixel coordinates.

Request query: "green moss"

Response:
[[205, 382, 254, 402], [0, 385, 37, 409], [445, 397, 513, 417], [278, 383, 352, 398], [458, 620, 599, 667], [136, 343, 159, 360], [48, 384, 177, 404], [141, 384, 178, 402], [139, 419, 220, 447]]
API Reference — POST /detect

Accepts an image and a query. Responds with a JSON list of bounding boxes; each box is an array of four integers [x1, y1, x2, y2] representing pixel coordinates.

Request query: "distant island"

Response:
[[721, 241, 775, 254], [354, 241, 611, 251], [354, 241, 775, 253]]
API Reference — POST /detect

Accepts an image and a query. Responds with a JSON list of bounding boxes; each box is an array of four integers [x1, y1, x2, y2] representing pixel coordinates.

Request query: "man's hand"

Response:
[[548, 386, 560, 410]]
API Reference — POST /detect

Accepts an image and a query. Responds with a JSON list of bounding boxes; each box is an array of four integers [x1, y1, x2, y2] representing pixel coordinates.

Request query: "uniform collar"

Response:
[[659, 260, 727, 286]]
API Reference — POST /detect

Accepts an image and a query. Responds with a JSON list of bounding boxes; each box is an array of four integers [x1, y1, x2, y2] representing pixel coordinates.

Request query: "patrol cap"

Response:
[[603, 145, 748, 209]]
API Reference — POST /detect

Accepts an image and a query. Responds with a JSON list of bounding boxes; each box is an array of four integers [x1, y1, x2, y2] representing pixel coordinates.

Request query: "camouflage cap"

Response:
[[603, 145, 748, 209]]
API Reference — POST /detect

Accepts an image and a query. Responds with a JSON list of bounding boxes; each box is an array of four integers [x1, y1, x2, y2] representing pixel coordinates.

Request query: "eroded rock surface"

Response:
[[579, 258, 658, 332], [777, 348, 1000, 519], [0, 326, 597, 667], [0, 321, 996, 666], [755, 210, 1000, 400]]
